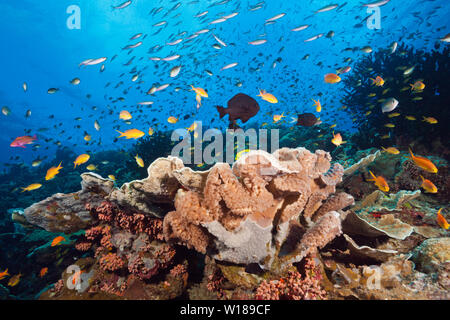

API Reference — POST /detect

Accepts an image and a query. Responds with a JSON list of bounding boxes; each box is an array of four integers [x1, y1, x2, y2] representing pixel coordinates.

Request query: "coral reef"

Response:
[[163, 148, 354, 270], [5, 145, 447, 301]]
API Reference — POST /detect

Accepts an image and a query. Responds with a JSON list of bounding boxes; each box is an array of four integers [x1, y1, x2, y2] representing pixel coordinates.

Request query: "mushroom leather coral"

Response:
[[163, 148, 354, 270]]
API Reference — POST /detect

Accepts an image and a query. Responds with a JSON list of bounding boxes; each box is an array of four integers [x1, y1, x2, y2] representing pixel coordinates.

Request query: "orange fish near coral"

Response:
[[45, 162, 63, 181], [437, 209, 449, 230], [10, 135, 37, 148], [406, 148, 438, 173], [324, 73, 341, 84], [51, 236, 66, 247], [331, 131, 346, 146], [0, 269, 9, 280], [367, 170, 389, 192], [7, 273, 21, 287], [420, 176, 438, 193], [39, 267, 48, 278]]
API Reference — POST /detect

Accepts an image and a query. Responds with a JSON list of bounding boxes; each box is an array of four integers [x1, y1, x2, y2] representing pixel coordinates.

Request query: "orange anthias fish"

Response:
[[324, 73, 341, 84], [436, 208, 449, 230], [420, 176, 438, 193], [190, 85, 208, 98], [39, 267, 48, 278], [74, 154, 90, 168], [45, 162, 63, 181], [0, 269, 9, 280], [331, 131, 346, 146], [312, 99, 322, 112], [257, 90, 278, 103], [367, 170, 389, 192], [410, 81, 425, 92], [406, 148, 438, 173], [273, 112, 285, 123], [10, 135, 37, 148], [51, 236, 66, 247], [21, 183, 42, 192], [370, 76, 385, 86], [8, 273, 22, 287], [116, 129, 145, 139], [422, 116, 438, 124]]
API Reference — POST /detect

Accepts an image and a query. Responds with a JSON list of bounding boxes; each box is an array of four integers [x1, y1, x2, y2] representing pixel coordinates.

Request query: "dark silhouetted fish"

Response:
[[297, 113, 321, 127], [216, 93, 260, 128]]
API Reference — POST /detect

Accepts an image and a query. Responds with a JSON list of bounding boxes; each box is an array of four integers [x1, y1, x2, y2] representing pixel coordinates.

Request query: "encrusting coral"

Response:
[[163, 148, 354, 270]]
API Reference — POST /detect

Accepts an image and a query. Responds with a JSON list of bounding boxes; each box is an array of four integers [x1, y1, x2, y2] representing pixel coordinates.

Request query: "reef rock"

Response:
[[109, 156, 184, 216], [24, 173, 114, 233], [342, 190, 419, 240], [163, 147, 354, 270], [411, 237, 450, 274]]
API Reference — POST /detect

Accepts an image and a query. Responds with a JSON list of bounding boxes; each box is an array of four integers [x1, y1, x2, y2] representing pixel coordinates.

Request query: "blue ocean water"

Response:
[[1, 0, 448, 167]]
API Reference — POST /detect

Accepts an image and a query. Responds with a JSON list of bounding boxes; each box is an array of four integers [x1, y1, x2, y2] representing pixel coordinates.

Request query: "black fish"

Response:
[[216, 93, 260, 129], [297, 113, 320, 127]]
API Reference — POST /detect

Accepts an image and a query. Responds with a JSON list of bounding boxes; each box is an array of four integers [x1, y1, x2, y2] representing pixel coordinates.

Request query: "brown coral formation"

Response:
[[163, 148, 354, 270]]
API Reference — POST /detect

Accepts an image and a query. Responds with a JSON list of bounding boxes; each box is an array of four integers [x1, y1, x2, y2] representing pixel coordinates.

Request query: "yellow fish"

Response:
[[45, 162, 63, 180], [365, 111, 372, 116], [119, 110, 132, 120], [167, 116, 178, 124], [381, 146, 400, 155], [312, 99, 322, 112], [388, 113, 400, 118], [329, 124, 337, 128], [148, 127, 154, 135], [370, 76, 384, 86], [410, 81, 425, 92], [21, 183, 42, 192], [381, 134, 391, 139], [86, 164, 97, 171], [190, 85, 208, 98], [257, 90, 278, 103], [187, 122, 198, 132], [331, 131, 346, 146], [74, 154, 90, 168], [116, 129, 145, 139], [422, 116, 437, 124], [405, 115, 416, 121], [84, 134, 91, 141], [235, 149, 250, 161], [108, 175, 116, 181], [273, 112, 285, 123], [384, 123, 395, 128], [7, 273, 22, 287], [135, 154, 145, 168]]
